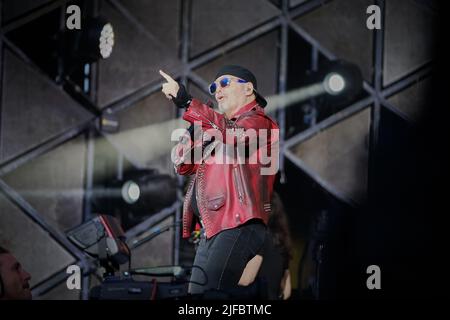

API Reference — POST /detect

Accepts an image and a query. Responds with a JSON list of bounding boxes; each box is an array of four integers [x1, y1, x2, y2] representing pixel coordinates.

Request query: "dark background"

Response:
[[0, 0, 444, 299]]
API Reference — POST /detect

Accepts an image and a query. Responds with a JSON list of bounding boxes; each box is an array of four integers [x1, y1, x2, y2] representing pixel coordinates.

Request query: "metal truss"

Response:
[[277, 0, 289, 183], [366, 0, 385, 203], [82, 128, 96, 223], [282, 0, 432, 206], [1, 0, 72, 34], [0, 120, 94, 177], [0, 178, 94, 295], [172, 0, 193, 267], [30, 259, 95, 298], [0, 180, 92, 261], [125, 200, 181, 245], [0, 0, 435, 298], [284, 96, 373, 207]]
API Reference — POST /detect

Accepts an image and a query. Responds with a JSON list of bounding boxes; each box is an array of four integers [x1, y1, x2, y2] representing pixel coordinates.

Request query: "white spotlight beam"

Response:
[[102, 83, 329, 170], [265, 82, 326, 114], [8, 83, 330, 190]]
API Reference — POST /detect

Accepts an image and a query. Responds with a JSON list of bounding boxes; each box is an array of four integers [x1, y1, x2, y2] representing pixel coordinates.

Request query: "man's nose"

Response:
[[215, 85, 223, 97], [22, 269, 31, 281]]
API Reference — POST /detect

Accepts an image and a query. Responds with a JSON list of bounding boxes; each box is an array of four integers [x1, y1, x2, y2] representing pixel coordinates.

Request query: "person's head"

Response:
[[210, 65, 267, 118], [0, 246, 32, 300]]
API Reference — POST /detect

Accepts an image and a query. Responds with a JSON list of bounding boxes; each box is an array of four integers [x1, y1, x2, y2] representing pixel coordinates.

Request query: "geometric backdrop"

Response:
[[1, 0, 436, 299]]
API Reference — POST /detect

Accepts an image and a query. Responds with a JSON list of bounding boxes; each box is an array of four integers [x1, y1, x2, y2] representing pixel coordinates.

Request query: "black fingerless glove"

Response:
[[171, 83, 192, 109]]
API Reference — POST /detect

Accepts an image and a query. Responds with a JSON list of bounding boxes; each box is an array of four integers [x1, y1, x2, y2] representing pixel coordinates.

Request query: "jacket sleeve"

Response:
[[182, 99, 227, 132], [182, 99, 273, 147]]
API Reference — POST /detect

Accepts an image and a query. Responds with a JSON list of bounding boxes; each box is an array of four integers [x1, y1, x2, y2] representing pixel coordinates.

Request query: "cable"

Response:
[[129, 265, 208, 286], [122, 240, 132, 273], [184, 265, 208, 286], [130, 223, 180, 249], [124, 222, 182, 275], [180, 280, 207, 287]]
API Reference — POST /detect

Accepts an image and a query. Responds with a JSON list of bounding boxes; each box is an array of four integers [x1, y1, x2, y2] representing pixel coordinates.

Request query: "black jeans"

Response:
[[188, 219, 266, 296]]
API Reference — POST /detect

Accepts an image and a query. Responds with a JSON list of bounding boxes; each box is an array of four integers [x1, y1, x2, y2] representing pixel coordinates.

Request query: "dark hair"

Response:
[[268, 192, 293, 262]]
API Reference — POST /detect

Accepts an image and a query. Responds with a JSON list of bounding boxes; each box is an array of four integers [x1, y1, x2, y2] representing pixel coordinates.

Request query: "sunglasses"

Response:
[[208, 77, 247, 95]]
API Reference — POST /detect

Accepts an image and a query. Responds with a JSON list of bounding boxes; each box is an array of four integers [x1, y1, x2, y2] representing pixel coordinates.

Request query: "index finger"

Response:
[[159, 70, 175, 82]]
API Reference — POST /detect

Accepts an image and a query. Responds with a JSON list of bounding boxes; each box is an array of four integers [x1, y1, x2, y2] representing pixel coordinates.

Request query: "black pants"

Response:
[[188, 220, 266, 297]]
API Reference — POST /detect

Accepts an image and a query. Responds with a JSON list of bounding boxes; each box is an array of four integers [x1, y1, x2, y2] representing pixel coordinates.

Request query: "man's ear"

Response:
[[245, 83, 254, 96]]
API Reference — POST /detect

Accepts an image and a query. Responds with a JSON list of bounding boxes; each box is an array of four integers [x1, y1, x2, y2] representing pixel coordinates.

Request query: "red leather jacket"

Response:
[[174, 98, 279, 239]]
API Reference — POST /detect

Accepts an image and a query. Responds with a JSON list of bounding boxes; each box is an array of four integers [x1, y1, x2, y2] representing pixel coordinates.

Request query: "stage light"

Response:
[[81, 17, 114, 61], [91, 169, 177, 230], [67, 214, 130, 270], [322, 60, 363, 99], [99, 23, 114, 59], [324, 72, 346, 95], [121, 180, 140, 204], [264, 60, 363, 113], [65, 16, 114, 64], [98, 113, 120, 133]]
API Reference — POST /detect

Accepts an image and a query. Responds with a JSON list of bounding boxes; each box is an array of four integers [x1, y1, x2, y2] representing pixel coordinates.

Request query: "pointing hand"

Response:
[[160, 70, 180, 100]]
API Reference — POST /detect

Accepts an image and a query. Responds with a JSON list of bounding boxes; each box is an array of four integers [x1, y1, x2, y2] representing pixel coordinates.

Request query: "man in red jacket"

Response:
[[161, 65, 279, 297]]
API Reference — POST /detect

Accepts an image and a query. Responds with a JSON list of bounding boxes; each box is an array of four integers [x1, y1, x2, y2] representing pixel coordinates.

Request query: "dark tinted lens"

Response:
[[209, 82, 217, 95], [219, 77, 230, 88]]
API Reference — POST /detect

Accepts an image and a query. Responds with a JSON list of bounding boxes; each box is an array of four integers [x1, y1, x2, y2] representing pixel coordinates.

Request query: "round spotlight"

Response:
[[121, 180, 140, 204], [320, 60, 363, 101], [99, 23, 114, 59], [68, 17, 115, 63], [324, 72, 346, 95]]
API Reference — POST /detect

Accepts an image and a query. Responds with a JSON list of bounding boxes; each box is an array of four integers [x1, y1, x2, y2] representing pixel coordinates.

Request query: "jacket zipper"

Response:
[[183, 178, 196, 234], [188, 111, 220, 130], [188, 107, 254, 206], [233, 166, 245, 204]]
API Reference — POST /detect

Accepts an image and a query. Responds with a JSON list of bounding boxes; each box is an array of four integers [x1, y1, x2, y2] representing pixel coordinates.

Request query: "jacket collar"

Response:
[[228, 99, 260, 120]]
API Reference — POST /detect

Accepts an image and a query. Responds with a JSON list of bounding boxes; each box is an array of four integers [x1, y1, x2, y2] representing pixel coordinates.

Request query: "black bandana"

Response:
[[214, 65, 267, 108]]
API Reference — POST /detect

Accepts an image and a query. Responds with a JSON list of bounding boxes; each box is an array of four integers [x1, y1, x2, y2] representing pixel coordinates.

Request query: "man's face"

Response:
[[214, 75, 253, 116], [0, 253, 32, 300]]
